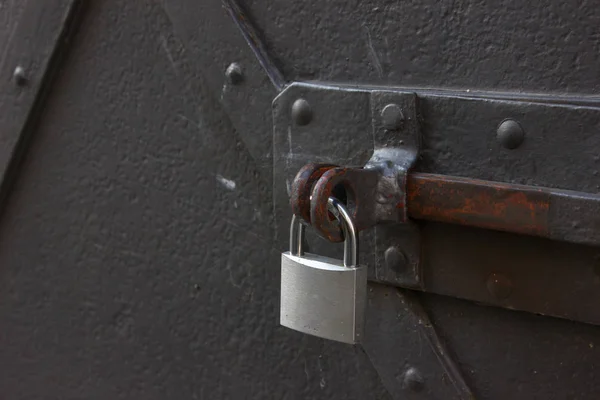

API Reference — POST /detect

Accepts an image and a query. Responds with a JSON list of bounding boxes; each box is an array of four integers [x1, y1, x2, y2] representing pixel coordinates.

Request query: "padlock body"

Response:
[[280, 251, 367, 344]]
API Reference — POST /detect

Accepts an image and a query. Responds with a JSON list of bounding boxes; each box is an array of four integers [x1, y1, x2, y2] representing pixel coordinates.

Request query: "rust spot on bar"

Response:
[[407, 173, 551, 236]]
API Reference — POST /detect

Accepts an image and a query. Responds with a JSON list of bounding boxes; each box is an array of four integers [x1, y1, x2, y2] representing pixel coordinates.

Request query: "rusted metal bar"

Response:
[[407, 173, 600, 246], [407, 174, 550, 237], [293, 162, 600, 246]]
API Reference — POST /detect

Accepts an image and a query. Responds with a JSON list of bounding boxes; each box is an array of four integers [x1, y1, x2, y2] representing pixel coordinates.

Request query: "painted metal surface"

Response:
[[1, 0, 600, 399], [364, 284, 475, 399], [0, 0, 83, 210], [278, 84, 600, 328], [0, 2, 389, 399]]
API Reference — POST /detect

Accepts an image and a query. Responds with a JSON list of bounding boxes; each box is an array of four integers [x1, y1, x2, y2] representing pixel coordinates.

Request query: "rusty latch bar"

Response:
[[407, 173, 600, 246], [292, 164, 600, 248]]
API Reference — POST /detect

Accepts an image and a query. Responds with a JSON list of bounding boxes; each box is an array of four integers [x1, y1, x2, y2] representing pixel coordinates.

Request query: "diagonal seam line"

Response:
[[222, 0, 286, 90]]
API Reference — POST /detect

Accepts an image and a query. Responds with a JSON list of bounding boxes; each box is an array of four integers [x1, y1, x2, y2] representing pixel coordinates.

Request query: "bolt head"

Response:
[[402, 367, 424, 392], [225, 62, 244, 85], [13, 66, 26, 86], [381, 103, 404, 130], [384, 246, 407, 273], [291, 98, 312, 126], [497, 119, 524, 149]]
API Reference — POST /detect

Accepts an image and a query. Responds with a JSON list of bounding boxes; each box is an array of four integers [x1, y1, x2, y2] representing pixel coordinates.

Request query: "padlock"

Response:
[[280, 197, 367, 344]]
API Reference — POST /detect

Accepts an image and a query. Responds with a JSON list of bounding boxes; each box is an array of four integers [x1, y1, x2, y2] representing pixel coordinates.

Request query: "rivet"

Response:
[[497, 119, 524, 149], [402, 367, 424, 392], [225, 62, 244, 85], [384, 246, 407, 273], [291, 98, 312, 126], [13, 66, 27, 86], [381, 103, 404, 130], [486, 273, 512, 300]]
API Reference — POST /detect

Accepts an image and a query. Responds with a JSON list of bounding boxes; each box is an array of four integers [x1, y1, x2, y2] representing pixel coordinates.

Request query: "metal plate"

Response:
[[3, 0, 600, 399], [274, 83, 423, 289], [272, 81, 600, 326]]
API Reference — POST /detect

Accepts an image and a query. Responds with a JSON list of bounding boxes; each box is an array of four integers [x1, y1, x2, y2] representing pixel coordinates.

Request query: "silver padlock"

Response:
[[280, 197, 367, 344]]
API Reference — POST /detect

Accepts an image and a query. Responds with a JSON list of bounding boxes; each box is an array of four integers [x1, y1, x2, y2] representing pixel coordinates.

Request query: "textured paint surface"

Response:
[[423, 292, 600, 399], [0, 2, 389, 398], [245, 0, 600, 95], [1, 0, 600, 399]]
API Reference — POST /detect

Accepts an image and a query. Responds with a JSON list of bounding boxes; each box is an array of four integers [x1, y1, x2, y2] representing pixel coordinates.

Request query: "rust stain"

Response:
[[407, 173, 551, 236]]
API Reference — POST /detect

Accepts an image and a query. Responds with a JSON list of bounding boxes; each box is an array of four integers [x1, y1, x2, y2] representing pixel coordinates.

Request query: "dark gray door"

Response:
[[1, 1, 599, 399]]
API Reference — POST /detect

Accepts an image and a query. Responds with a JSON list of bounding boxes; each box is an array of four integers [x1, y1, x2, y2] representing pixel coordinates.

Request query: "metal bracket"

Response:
[[365, 91, 422, 289], [273, 81, 600, 326], [274, 83, 423, 289], [304, 91, 419, 241]]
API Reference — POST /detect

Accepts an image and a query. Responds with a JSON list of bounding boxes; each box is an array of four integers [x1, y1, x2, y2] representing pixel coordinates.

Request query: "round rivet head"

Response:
[[225, 62, 243, 85], [291, 98, 312, 126], [486, 273, 512, 300], [497, 119, 524, 149], [402, 367, 424, 392], [381, 103, 404, 130], [384, 246, 407, 273], [13, 66, 27, 86]]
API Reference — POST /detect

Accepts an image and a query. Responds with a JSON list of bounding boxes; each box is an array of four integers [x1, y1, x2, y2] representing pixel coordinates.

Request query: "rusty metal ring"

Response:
[[290, 163, 338, 225], [310, 167, 359, 242]]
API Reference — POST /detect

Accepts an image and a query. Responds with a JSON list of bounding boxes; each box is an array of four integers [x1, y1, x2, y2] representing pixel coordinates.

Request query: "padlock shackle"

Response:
[[327, 197, 358, 267], [289, 214, 305, 257], [290, 197, 358, 267]]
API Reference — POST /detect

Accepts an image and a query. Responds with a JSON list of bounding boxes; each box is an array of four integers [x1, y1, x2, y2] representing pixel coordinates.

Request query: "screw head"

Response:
[[497, 119, 524, 149], [486, 273, 513, 300], [13, 66, 27, 86], [291, 98, 312, 126], [381, 103, 404, 130], [225, 62, 244, 85], [384, 246, 407, 273], [402, 367, 424, 392]]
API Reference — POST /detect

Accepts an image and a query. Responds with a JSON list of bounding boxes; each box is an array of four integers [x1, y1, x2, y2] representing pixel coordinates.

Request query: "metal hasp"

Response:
[[298, 167, 600, 248], [274, 82, 600, 327], [292, 154, 600, 327], [282, 87, 423, 289], [293, 94, 420, 242]]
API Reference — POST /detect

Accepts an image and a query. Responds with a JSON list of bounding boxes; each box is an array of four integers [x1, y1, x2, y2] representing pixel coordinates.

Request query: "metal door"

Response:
[[1, 1, 599, 399]]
